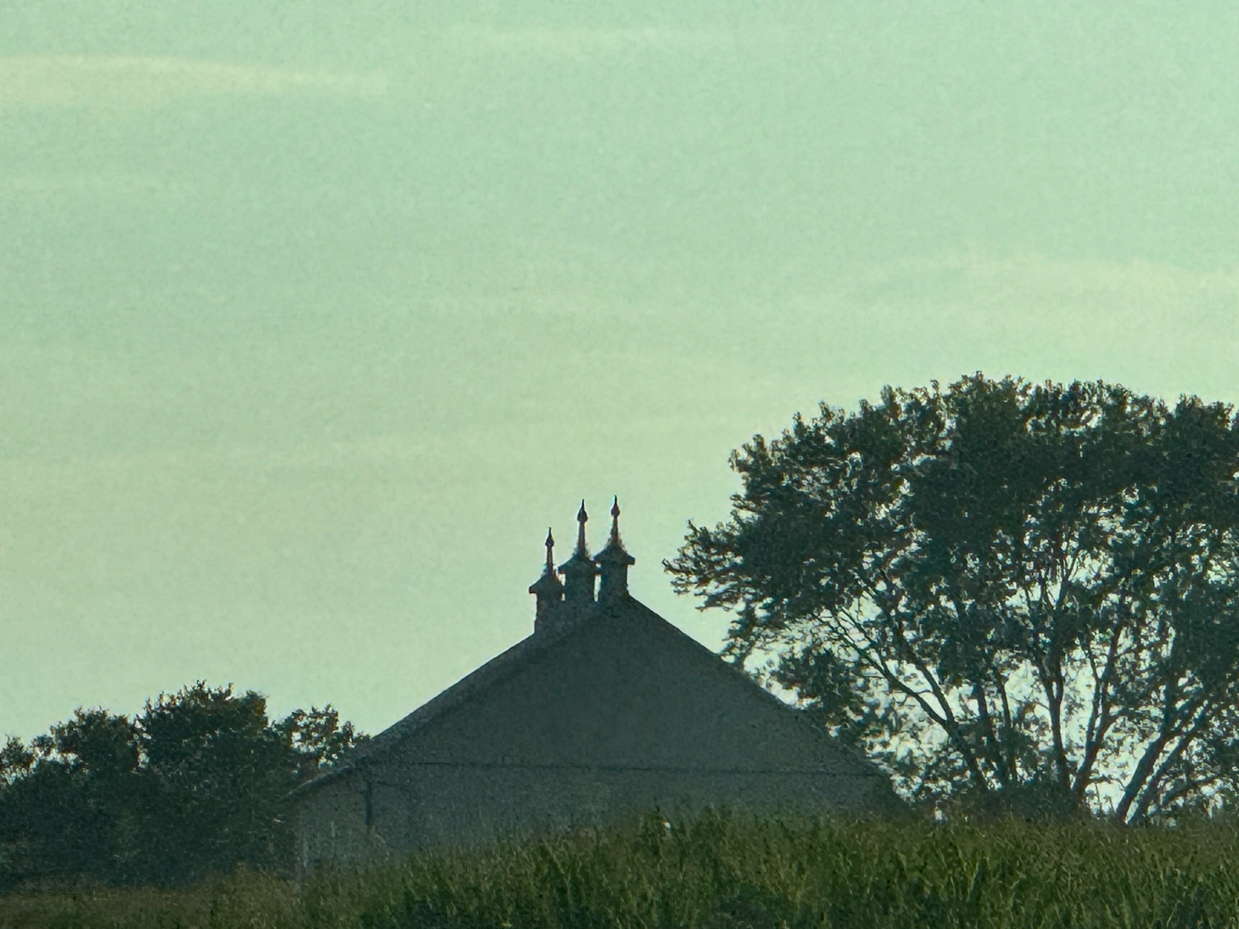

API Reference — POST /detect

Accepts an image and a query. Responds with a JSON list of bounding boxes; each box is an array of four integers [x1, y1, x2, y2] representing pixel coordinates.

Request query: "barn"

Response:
[[290, 500, 906, 868]]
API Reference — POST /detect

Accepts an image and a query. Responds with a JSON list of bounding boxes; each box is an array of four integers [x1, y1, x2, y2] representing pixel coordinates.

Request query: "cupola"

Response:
[[558, 500, 600, 604], [594, 496, 635, 603], [528, 527, 565, 624]]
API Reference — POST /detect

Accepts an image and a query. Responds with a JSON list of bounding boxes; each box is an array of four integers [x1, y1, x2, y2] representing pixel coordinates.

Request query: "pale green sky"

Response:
[[3, 2, 1238, 742]]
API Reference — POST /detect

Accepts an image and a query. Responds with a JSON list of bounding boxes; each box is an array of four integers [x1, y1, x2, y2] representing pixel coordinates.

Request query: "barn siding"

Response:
[[293, 775, 381, 869]]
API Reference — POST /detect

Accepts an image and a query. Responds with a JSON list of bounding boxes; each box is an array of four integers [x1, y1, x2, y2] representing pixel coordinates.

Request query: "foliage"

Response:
[[665, 374, 1239, 825], [0, 683, 367, 890], [4, 804, 1239, 928]]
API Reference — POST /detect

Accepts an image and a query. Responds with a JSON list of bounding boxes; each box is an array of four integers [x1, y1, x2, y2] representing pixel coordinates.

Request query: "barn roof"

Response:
[[288, 594, 886, 801], [288, 602, 589, 799], [289, 502, 897, 805]]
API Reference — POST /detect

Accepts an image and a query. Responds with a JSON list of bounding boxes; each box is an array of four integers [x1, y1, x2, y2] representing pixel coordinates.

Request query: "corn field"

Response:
[[4, 805, 1239, 928]]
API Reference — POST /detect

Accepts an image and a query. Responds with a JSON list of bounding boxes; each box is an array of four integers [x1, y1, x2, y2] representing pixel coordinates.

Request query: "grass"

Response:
[[4, 805, 1239, 928]]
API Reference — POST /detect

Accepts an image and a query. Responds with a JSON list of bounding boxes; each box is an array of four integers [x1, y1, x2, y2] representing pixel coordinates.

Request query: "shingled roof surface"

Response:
[[289, 596, 886, 799]]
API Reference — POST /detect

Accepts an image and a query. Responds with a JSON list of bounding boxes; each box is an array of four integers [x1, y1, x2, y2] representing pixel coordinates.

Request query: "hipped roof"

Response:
[[289, 596, 888, 800]]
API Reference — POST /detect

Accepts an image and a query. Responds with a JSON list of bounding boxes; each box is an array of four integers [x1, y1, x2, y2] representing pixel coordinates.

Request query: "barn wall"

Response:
[[360, 761, 894, 856], [293, 773, 389, 869]]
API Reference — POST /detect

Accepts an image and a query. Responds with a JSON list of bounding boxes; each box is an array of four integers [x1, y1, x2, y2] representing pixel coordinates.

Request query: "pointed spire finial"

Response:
[[544, 527, 555, 573], [575, 500, 588, 555], [609, 495, 621, 546]]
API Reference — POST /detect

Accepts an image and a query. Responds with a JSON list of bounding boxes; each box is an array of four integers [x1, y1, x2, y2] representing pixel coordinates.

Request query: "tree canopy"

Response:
[[666, 374, 1239, 825], [0, 682, 366, 889]]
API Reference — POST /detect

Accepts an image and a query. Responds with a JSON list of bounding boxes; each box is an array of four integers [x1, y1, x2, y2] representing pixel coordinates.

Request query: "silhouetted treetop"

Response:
[[666, 373, 1239, 826]]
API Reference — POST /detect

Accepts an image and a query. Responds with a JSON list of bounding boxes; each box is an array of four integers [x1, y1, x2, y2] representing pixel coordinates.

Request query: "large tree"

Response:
[[666, 375, 1239, 825], [0, 683, 367, 888]]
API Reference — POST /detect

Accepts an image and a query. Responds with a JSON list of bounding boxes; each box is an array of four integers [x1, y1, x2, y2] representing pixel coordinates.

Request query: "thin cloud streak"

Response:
[[440, 24, 751, 58], [0, 55, 389, 109], [827, 253, 1239, 331]]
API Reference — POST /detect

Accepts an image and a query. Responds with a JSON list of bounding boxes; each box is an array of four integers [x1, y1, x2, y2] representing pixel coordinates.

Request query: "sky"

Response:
[[3, 2, 1238, 745]]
